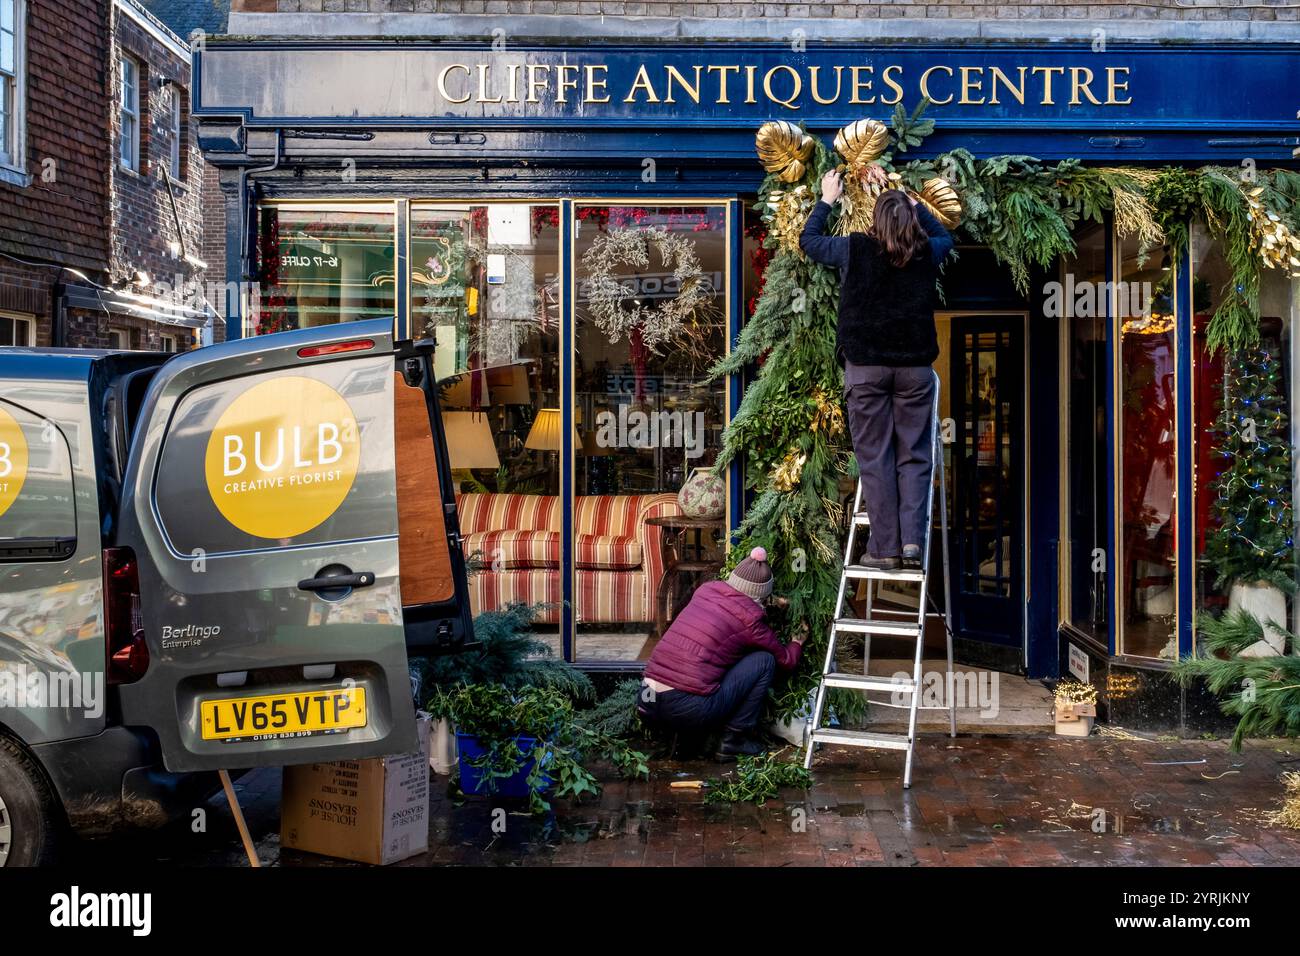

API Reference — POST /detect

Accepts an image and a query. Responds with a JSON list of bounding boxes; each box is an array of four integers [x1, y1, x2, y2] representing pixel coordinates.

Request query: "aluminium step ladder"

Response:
[[803, 369, 955, 789]]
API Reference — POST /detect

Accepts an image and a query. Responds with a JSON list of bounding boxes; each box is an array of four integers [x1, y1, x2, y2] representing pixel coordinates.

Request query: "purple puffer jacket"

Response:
[[643, 580, 803, 696]]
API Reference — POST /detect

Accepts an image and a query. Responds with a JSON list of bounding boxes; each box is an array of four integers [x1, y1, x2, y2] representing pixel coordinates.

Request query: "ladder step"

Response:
[[810, 728, 911, 751], [851, 511, 871, 526], [843, 564, 926, 583], [834, 617, 922, 637], [821, 673, 915, 694]]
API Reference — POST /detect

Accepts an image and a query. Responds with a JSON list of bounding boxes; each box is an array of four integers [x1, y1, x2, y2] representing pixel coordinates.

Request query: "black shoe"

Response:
[[715, 731, 768, 761], [856, 554, 901, 571], [902, 544, 923, 567]]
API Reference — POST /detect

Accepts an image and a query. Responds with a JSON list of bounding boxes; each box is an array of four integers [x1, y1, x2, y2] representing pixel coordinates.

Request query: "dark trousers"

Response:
[[844, 364, 936, 558], [638, 651, 775, 735]]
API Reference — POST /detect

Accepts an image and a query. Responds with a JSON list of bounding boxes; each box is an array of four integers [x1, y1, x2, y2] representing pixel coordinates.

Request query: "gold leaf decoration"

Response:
[[915, 177, 963, 229], [1245, 186, 1300, 278], [833, 119, 889, 170], [771, 447, 808, 493], [764, 184, 817, 255], [756, 121, 816, 184], [834, 170, 903, 236]]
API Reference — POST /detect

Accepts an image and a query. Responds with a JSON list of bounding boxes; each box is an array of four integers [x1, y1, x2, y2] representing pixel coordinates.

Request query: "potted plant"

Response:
[[410, 604, 597, 776], [434, 683, 649, 814], [1053, 679, 1098, 737]]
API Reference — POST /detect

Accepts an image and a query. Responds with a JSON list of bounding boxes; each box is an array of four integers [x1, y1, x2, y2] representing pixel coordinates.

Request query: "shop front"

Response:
[[192, 37, 1299, 728]]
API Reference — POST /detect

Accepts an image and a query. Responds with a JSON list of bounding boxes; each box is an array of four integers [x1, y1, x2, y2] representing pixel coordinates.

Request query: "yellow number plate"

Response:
[[200, 687, 368, 742]]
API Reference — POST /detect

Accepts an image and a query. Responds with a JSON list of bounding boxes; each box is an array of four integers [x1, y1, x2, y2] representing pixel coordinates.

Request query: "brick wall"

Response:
[[63, 308, 199, 350], [0, 0, 111, 278], [111, 5, 207, 296], [240, 0, 1298, 22]]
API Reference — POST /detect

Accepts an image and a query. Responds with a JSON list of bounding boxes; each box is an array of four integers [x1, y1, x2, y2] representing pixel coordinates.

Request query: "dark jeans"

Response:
[[637, 651, 775, 735], [844, 364, 936, 559]]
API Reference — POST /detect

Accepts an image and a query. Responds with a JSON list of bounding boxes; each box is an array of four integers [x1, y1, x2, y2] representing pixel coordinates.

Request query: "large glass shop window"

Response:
[[1064, 223, 1109, 642], [412, 203, 563, 654], [253, 204, 396, 334], [1116, 236, 1178, 660], [1191, 223, 1297, 650], [573, 204, 729, 661]]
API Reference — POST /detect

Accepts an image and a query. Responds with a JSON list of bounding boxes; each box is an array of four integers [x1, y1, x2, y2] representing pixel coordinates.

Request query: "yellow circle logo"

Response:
[[0, 405, 29, 520], [204, 377, 362, 539]]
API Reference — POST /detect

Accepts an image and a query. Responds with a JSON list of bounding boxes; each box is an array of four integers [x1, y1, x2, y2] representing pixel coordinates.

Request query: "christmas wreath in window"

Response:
[[581, 227, 711, 352]]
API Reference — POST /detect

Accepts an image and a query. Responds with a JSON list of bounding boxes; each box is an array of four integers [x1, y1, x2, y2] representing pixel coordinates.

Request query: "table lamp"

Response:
[[443, 412, 501, 470]]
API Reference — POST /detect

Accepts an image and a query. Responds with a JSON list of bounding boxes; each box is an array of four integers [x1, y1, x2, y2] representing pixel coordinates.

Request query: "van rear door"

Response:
[[117, 319, 469, 772]]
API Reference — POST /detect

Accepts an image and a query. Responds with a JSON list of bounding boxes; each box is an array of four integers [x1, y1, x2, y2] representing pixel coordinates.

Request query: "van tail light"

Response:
[[298, 339, 374, 359], [104, 547, 148, 685]]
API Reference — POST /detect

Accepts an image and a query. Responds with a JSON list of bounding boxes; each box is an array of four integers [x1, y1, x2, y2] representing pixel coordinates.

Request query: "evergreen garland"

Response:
[[712, 104, 1300, 721]]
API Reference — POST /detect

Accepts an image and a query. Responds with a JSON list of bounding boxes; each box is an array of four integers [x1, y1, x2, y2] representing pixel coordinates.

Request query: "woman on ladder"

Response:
[[800, 164, 954, 570]]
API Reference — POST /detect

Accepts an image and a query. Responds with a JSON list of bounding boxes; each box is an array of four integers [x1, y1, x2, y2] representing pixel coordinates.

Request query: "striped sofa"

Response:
[[455, 492, 683, 625]]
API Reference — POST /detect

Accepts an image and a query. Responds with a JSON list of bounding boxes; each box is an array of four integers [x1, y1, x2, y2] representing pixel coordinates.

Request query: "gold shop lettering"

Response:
[[430, 61, 1134, 111]]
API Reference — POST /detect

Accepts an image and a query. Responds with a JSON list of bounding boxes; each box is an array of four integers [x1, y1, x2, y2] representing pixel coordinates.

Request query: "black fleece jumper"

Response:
[[799, 198, 953, 367]]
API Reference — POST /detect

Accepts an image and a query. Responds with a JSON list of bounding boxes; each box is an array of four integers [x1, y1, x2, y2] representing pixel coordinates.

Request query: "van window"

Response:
[[152, 357, 396, 558], [0, 398, 77, 560]]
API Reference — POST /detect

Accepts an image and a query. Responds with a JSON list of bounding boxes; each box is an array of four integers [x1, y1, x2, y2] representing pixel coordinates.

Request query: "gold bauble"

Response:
[[833, 119, 889, 169], [915, 177, 963, 229], [756, 121, 816, 184]]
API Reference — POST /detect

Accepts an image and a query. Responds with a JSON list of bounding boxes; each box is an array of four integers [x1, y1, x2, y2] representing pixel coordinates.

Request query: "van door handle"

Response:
[[297, 571, 376, 592]]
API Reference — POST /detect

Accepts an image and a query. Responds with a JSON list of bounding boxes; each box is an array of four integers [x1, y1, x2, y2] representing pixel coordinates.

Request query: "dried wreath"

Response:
[[582, 227, 711, 352]]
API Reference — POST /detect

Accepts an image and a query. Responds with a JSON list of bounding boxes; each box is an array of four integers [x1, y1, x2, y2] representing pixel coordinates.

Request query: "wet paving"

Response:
[[78, 734, 1300, 866]]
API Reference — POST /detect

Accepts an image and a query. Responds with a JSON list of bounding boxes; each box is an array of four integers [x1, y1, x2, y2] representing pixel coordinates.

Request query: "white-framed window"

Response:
[[119, 56, 140, 172], [0, 310, 33, 345], [0, 0, 25, 171], [159, 332, 177, 353], [108, 328, 131, 350], [168, 87, 183, 180]]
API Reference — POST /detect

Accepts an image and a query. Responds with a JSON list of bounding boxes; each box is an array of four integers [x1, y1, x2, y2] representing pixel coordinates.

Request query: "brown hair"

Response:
[[869, 190, 930, 269]]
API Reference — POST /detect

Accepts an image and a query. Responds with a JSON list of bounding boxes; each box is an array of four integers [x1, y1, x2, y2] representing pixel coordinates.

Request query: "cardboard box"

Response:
[[281, 715, 432, 865]]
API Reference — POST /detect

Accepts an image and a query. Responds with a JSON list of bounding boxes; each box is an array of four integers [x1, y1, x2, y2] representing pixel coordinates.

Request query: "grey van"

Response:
[[0, 319, 472, 865]]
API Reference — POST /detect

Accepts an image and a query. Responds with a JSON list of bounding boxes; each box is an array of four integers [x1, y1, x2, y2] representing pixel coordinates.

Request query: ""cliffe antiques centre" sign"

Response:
[[194, 40, 1297, 134]]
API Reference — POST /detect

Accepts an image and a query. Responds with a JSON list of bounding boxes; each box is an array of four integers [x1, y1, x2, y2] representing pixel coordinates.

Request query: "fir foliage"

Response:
[[1175, 610, 1300, 751], [1203, 343, 1297, 593]]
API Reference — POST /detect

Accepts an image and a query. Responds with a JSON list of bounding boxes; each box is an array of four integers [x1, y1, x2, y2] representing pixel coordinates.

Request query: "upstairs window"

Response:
[[119, 56, 140, 172], [0, 0, 24, 170], [168, 86, 184, 179]]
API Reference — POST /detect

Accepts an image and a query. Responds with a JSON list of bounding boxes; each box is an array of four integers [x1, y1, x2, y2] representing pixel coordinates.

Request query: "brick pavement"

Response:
[[80, 734, 1300, 867]]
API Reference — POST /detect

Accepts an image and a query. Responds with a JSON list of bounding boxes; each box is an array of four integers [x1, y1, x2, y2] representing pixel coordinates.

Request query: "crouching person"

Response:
[[637, 547, 806, 760]]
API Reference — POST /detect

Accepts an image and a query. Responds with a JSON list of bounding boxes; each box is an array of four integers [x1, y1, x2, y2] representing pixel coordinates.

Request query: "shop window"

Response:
[[572, 204, 729, 661], [254, 204, 396, 335], [1116, 235, 1178, 660], [1063, 223, 1109, 642], [0, 311, 32, 346], [1191, 223, 1297, 649], [413, 202, 563, 653]]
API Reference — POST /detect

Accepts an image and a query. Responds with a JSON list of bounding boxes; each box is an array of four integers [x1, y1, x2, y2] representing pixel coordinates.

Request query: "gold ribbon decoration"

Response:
[[756, 121, 816, 183], [915, 177, 964, 230], [833, 119, 889, 171]]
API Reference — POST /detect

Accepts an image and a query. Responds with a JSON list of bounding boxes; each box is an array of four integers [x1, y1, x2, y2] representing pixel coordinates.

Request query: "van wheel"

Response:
[[0, 737, 62, 866]]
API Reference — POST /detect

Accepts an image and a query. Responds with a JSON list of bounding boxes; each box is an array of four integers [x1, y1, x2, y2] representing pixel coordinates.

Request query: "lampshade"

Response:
[[442, 412, 501, 469], [486, 364, 531, 405], [442, 371, 490, 409], [524, 408, 564, 452]]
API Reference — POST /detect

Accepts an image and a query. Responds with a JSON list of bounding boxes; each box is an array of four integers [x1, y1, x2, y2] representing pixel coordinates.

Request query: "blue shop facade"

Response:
[[193, 37, 1300, 731]]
